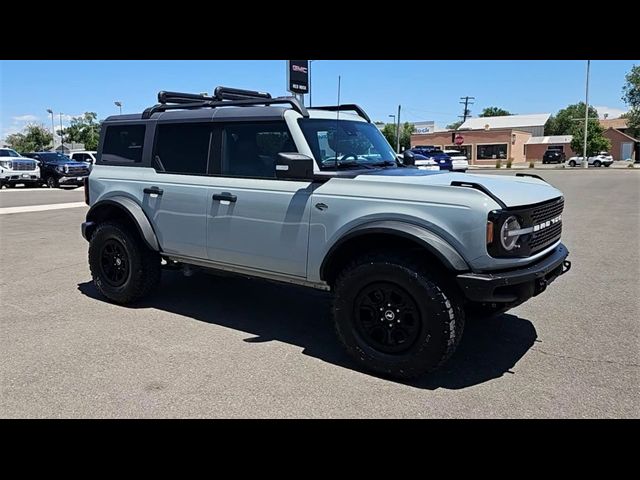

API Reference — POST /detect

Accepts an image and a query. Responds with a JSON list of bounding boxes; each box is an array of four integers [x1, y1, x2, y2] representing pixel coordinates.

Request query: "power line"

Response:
[[459, 96, 475, 122]]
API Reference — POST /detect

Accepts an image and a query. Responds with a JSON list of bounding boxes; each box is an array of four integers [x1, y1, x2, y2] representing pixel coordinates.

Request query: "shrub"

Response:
[[495, 159, 502, 169], [529, 161, 535, 168], [628, 162, 636, 168], [506, 158, 513, 169]]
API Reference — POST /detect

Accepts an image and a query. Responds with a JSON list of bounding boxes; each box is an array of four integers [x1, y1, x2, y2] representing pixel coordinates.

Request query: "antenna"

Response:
[[334, 75, 341, 170]]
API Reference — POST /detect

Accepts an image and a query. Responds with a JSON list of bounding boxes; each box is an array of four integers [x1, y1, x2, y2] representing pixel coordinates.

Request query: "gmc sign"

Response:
[[287, 60, 309, 95]]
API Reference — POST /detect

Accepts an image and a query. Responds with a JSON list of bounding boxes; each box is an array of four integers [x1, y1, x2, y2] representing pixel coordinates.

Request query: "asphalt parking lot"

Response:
[[1, 170, 638, 418]]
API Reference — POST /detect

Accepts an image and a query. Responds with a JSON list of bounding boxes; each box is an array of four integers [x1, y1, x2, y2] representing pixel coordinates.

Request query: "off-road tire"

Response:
[[332, 252, 465, 379], [88, 221, 161, 304]]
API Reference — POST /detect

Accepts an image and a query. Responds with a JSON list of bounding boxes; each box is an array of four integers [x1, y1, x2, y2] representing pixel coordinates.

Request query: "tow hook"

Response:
[[562, 260, 572, 274]]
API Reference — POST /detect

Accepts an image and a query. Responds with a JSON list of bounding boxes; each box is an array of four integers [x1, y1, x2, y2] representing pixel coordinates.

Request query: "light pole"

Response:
[[114, 101, 123, 115], [582, 60, 591, 169], [46, 109, 55, 150], [309, 60, 314, 107], [396, 105, 401, 154], [388, 114, 396, 148], [58, 113, 64, 152]]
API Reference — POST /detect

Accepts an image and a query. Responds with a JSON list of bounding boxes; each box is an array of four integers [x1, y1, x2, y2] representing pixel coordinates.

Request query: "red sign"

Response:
[[454, 134, 464, 146]]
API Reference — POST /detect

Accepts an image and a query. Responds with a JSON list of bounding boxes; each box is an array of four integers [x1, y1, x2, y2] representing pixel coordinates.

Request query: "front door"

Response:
[[621, 142, 633, 161], [206, 121, 312, 278]]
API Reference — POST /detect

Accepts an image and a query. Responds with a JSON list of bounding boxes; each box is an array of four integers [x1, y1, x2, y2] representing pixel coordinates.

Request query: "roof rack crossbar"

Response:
[[141, 96, 309, 119], [310, 104, 371, 123]]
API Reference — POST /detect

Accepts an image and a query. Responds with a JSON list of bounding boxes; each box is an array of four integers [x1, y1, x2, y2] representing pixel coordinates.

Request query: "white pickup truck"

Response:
[[0, 148, 41, 188]]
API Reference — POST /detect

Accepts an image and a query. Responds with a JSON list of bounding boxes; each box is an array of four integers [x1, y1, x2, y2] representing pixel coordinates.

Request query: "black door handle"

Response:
[[143, 187, 163, 196], [212, 193, 237, 203]]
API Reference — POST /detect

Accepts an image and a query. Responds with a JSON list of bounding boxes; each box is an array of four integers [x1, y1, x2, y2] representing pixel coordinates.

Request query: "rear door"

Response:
[[205, 121, 313, 278], [137, 122, 214, 258]]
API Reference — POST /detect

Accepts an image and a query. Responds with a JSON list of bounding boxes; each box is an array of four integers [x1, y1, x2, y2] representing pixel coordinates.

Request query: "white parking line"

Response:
[[0, 202, 87, 215], [0, 188, 84, 194]]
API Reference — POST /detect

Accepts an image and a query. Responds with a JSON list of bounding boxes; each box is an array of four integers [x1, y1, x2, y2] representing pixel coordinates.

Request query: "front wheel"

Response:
[[593, 160, 602, 167], [88, 222, 161, 304], [46, 176, 59, 188], [568, 160, 576, 167], [332, 252, 465, 379]]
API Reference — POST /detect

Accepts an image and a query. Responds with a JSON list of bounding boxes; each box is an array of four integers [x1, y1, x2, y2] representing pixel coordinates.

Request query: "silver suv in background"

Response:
[[81, 86, 571, 379], [0, 148, 40, 188]]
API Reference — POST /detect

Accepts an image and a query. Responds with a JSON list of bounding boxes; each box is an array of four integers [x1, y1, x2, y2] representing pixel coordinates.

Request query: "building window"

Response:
[[477, 144, 508, 160], [445, 145, 471, 159], [547, 145, 564, 152]]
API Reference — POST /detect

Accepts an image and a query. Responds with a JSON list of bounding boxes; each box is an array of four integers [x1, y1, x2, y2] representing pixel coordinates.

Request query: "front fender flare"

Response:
[[320, 220, 470, 278], [83, 196, 159, 251]]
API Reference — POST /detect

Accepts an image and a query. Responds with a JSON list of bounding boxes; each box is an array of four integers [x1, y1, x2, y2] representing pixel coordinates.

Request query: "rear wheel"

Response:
[[593, 160, 602, 167], [568, 160, 576, 167], [88, 222, 161, 304], [332, 252, 465, 379]]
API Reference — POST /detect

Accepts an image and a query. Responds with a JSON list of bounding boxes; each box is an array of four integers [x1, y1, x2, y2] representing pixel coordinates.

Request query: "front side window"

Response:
[[102, 125, 145, 163], [299, 119, 397, 170], [221, 122, 296, 178], [153, 123, 212, 175], [477, 144, 508, 160]]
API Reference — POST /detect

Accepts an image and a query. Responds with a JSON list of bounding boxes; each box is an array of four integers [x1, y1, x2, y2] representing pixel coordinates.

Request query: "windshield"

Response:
[[299, 119, 397, 170], [38, 153, 72, 162], [0, 149, 21, 157]]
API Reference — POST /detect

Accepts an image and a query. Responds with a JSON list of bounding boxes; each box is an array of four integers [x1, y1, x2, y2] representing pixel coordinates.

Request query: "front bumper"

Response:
[[1, 172, 40, 184], [456, 243, 571, 304], [58, 175, 88, 185]]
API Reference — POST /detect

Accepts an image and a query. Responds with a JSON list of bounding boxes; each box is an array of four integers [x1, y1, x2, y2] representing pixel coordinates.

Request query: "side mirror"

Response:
[[403, 150, 416, 166], [276, 152, 314, 180]]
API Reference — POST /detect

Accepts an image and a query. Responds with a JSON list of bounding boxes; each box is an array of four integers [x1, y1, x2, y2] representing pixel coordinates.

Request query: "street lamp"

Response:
[[114, 101, 123, 115], [46, 109, 55, 150], [59, 113, 64, 152], [389, 114, 397, 152], [309, 60, 315, 107], [582, 60, 590, 169]]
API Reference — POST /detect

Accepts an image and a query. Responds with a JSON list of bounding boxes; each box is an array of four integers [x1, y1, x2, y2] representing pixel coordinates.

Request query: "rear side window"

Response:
[[153, 123, 212, 175], [102, 125, 145, 163]]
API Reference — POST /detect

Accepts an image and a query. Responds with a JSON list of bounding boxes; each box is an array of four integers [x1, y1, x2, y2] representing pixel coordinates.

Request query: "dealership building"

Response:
[[411, 113, 639, 164]]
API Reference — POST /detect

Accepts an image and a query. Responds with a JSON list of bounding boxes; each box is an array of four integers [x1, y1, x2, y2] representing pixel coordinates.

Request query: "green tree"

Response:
[[381, 123, 397, 148], [65, 112, 101, 150], [399, 122, 415, 151], [570, 120, 610, 157], [479, 107, 512, 117], [5, 124, 53, 153], [622, 65, 640, 138], [545, 103, 599, 135], [446, 120, 463, 130]]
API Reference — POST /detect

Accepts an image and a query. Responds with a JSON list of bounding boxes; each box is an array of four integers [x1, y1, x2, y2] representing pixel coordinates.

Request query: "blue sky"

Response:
[[1, 60, 637, 141]]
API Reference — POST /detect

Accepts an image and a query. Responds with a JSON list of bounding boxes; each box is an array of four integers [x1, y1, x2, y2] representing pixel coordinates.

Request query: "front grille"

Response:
[[66, 166, 89, 176], [527, 197, 564, 253], [12, 160, 36, 171], [532, 198, 564, 224]]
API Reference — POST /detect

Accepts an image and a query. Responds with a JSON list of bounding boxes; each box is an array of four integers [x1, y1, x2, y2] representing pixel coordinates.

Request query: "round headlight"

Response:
[[500, 215, 521, 251]]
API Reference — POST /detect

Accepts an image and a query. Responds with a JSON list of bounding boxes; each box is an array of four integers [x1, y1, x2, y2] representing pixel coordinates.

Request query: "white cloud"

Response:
[[12, 114, 39, 122], [593, 106, 627, 119]]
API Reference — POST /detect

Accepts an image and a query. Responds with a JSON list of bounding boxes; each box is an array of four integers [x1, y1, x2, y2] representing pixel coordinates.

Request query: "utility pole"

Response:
[[582, 60, 591, 169], [46, 109, 55, 149], [459, 96, 475, 122], [396, 105, 401, 154], [58, 113, 64, 151]]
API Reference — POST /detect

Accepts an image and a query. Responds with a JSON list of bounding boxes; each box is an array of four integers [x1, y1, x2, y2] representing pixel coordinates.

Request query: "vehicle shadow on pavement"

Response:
[[78, 271, 538, 390]]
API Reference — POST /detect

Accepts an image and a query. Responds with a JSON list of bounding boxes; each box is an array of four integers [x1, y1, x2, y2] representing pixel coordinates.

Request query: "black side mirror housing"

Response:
[[276, 152, 314, 180], [403, 150, 416, 166]]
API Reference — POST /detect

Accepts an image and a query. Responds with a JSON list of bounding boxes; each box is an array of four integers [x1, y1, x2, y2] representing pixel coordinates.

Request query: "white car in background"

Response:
[[443, 149, 469, 172], [567, 152, 614, 167], [0, 148, 41, 188], [68, 150, 98, 165]]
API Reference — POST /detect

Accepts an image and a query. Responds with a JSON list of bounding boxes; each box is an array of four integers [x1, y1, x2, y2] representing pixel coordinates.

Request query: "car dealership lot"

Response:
[[1, 170, 638, 418]]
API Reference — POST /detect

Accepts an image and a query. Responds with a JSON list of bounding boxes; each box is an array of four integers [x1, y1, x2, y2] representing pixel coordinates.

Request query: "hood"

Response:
[[356, 169, 562, 208]]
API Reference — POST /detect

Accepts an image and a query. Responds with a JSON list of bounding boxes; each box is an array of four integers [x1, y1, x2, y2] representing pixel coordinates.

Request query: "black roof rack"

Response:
[[142, 86, 308, 119], [310, 104, 371, 123]]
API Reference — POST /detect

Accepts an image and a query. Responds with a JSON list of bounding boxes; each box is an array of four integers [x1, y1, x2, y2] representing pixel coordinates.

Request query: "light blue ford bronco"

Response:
[[81, 86, 571, 379]]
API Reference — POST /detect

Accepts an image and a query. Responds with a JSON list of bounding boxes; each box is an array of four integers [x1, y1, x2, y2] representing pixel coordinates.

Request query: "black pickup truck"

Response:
[[23, 152, 91, 188]]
